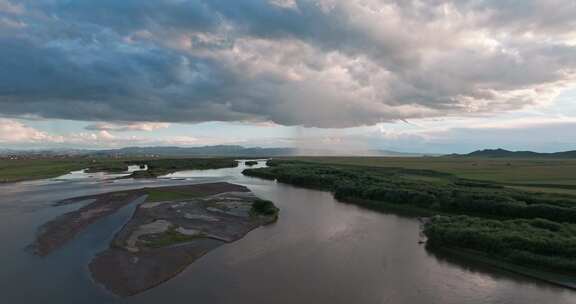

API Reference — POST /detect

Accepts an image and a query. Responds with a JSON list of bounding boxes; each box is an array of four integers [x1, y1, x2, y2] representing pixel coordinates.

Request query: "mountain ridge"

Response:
[[457, 148, 576, 158]]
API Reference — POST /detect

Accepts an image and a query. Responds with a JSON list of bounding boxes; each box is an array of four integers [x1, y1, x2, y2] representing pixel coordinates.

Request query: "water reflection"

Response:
[[0, 159, 574, 304], [54, 164, 149, 181]]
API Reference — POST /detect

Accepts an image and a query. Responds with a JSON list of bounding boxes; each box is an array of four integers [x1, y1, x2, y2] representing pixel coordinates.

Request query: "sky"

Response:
[[0, 0, 575, 153]]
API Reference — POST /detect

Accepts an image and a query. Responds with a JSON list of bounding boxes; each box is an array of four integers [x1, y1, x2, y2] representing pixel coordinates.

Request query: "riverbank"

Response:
[[428, 246, 576, 290], [243, 160, 576, 289], [423, 215, 576, 279]]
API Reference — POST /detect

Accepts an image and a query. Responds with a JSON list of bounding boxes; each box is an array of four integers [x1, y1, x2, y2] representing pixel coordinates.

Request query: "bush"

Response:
[[251, 199, 279, 216], [424, 215, 576, 272]]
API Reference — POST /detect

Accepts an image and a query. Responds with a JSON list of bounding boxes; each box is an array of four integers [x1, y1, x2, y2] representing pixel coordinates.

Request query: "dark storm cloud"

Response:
[[0, 0, 575, 127]]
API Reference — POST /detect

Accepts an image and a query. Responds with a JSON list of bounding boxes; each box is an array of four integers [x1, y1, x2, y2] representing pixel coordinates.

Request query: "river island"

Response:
[[32, 182, 279, 296]]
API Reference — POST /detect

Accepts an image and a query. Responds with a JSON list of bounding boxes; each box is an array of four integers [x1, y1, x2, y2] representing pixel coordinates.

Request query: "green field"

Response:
[[285, 157, 576, 193], [0, 159, 89, 183]]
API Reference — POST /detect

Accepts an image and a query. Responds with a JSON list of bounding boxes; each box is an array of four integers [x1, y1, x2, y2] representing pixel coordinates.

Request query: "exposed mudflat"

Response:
[[32, 182, 248, 257], [32, 192, 144, 256], [29, 182, 277, 297], [89, 239, 223, 297], [91, 187, 277, 296]]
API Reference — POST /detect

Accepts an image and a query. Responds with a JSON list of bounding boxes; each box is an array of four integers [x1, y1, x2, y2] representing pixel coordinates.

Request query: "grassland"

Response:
[[285, 156, 576, 194], [0, 159, 90, 183], [0, 157, 154, 183]]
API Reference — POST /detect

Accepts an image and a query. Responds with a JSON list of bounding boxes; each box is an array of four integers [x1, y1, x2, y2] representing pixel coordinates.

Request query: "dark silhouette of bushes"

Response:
[[251, 199, 279, 217]]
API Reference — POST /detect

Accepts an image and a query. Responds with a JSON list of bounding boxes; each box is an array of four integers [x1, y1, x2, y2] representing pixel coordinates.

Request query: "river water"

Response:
[[0, 160, 574, 304]]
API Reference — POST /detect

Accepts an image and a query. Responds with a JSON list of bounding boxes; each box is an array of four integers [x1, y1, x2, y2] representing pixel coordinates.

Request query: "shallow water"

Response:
[[0, 160, 575, 303]]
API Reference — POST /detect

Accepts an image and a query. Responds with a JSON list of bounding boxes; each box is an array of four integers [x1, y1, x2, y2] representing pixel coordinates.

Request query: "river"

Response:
[[0, 160, 574, 303]]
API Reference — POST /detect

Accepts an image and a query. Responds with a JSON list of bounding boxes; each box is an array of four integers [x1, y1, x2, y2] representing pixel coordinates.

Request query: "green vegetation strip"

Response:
[[145, 189, 202, 203], [424, 216, 576, 277], [0, 159, 89, 183], [285, 156, 576, 188]]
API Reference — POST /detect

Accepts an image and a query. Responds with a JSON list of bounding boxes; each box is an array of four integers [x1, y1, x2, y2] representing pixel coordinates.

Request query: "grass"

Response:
[[145, 189, 202, 203], [507, 186, 576, 196], [0, 159, 89, 183], [397, 173, 453, 185], [285, 156, 576, 193], [84, 160, 130, 173], [143, 226, 200, 248], [0, 158, 143, 182]]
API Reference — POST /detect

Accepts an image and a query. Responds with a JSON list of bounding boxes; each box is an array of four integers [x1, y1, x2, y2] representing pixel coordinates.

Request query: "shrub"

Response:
[[251, 199, 279, 216]]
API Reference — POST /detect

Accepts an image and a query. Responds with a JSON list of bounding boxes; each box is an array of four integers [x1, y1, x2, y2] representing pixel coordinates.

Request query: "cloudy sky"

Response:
[[0, 0, 575, 153]]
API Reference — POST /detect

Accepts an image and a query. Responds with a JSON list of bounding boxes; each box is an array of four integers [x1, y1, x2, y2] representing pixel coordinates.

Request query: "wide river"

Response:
[[0, 161, 575, 303]]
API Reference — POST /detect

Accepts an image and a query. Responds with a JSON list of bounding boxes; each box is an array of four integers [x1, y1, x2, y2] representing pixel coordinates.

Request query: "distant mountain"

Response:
[[457, 148, 576, 158]]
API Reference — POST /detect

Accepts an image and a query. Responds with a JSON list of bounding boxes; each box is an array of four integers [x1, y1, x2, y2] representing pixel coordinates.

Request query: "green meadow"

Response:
[[286, 156, 576, 194]]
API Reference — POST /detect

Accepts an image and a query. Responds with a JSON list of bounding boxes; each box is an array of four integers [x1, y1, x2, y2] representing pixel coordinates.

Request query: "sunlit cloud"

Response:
[[85, 122, 170, 132], [0, 119, 62, 143]]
